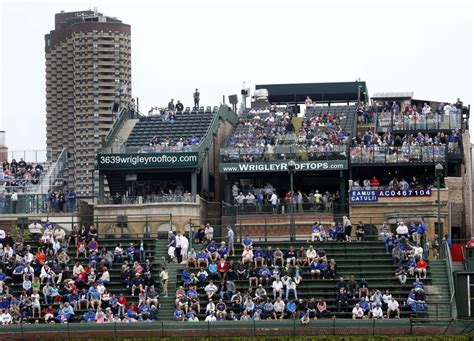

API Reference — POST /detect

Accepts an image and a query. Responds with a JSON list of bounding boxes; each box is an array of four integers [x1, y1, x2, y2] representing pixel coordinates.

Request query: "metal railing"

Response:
[[0, 317, 470, 338], [41, 148, 67, 194], [377, 112, 462, 132], [0, 193, 79, 215], [102, 107, 135, 151], [6, 149, 58, 163], [101, 194, 197, 205], [221, 145, 348, 163], [441, 241, 458, 319], [224, 202, 335, 215], [350, 145, 447, 164]]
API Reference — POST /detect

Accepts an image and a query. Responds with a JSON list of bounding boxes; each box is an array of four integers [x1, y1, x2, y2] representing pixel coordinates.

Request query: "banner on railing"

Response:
[[350, 189, 432, 202], [97, 152, 199, 170], [219, 160, 347, 173]]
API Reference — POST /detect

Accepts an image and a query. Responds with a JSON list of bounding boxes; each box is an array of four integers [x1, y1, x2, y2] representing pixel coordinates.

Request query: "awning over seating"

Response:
[[255, 81, 368, 104]]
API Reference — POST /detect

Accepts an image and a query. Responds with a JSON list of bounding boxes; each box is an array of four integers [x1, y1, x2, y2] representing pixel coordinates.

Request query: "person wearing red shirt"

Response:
[[118, 294, 127, 317], [370, 176, 380, 187], [466, 237, 474, 248], [44, 305, 56, 323], [217, 259, 229, 283], [35, 249, 46, 265], [416, 259, 427, 279]]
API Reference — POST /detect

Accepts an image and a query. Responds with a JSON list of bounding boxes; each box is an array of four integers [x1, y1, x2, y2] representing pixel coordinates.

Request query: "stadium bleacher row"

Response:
[[126, 112, 216, 148], [171, 239, 449, 321]]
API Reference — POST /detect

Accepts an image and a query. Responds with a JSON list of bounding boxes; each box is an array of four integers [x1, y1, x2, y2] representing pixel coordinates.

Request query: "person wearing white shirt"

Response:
[[396, 222, 409, 238], [204, 282, 218, 299], [414, 245, 424, 260], [382, 290, 392, 306], [0, 229, 5, 241], [387, 297, 400, 319], [352, 303, 365, 319], [273, 297, 286, 319], [245, 193, 255, 205], [270, 193, 278, 213], [0, 310, 12, 325], [205, 312, 216, 322], [422, 103, 431, 115], [371, 304, 384, 319], [305, 246, 317, 263], [235, 193, 245, 207], [204, 224, 214, 241], [399, 179, 409, 190], [205, 300, 216, 315], [272, 278, 284, 298], [180, 235, 189, 263], [100, 268, 110, 283]]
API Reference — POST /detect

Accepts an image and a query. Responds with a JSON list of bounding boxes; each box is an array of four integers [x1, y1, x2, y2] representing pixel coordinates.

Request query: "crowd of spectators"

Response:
[[351, 175, 439, 191], [171, 225, 421, 322], [350, 129, 460, 163], [376, 100, 463, 131], [225, 108, 294, 160], [231, 182, 340, 213], [148, 136, 201, 152], [299, 107, 351, 153], [1, 159, 44, 193], [46, 190, 77, 213], [106, 181, 192, 205], [0, 222, 159, 324]]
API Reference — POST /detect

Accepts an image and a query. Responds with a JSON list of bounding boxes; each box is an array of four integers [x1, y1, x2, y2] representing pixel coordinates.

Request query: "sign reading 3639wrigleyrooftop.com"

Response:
[[219, 160, 347, 173], [97, 153, 199, 170]]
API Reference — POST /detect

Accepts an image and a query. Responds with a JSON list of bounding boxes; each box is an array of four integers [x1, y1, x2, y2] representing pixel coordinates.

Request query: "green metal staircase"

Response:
[[155, 238, 183, 321], [426, 260, 452, 319]]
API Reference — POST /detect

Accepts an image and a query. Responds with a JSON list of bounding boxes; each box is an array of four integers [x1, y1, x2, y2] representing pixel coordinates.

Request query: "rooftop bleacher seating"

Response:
[[125, 111, 216, 148]]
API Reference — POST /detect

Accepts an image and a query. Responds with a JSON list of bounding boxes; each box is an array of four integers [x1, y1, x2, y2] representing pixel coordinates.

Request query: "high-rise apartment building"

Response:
[[45, 10, 131, 196]]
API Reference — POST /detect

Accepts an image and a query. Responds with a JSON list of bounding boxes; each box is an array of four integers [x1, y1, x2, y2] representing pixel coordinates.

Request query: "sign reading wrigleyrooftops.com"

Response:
[[219, 160, 347, 173], [97, 153, 199, 170]]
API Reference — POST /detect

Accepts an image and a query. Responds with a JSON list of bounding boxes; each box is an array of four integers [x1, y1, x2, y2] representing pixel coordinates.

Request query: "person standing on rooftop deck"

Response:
[[193, 89, 200, 110]]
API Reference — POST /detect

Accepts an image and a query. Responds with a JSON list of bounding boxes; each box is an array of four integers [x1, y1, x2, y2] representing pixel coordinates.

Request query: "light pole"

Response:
[[288, 160, 296, 241], [435, 163, 444, 249]]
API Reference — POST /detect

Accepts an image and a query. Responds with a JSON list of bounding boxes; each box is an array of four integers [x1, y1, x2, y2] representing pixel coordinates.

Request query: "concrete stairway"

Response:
[[426, 260, 452, 319]]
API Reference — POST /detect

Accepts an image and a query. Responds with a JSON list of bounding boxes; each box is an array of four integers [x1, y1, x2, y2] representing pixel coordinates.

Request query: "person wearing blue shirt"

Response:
[[242, 235, 253, 248], [286, 300, 297, 319], [208, 261, 218, 280], [83, 308, 96, 323], [0, 270, 6, 283], [12, 264, 25, 283], [311, 223, 322, 242], [207, 241, 219, 262], [412, 278, 424, 290], [181, 268, 191, 287], [173, 308, 185, 321], [335, 223, 345, 242], [415, 219, 426, 245], [358, 299, 370, 314], [253, 247, 265, 268], [127, 244, 135, 262], [218, 242, 229, 259], [258, 266, 271, 286], [197, 249, 209, 268], [139, 304, 151, 321], [385, 234, 396, 254], [328, 225, 336, 241]]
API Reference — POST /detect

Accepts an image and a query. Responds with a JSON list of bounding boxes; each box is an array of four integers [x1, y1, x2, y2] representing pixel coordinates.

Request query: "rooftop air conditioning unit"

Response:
[[254, 89, 269, 100]]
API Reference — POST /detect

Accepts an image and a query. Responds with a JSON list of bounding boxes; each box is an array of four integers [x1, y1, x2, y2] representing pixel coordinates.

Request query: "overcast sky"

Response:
[[0, 0, 472, 154]]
